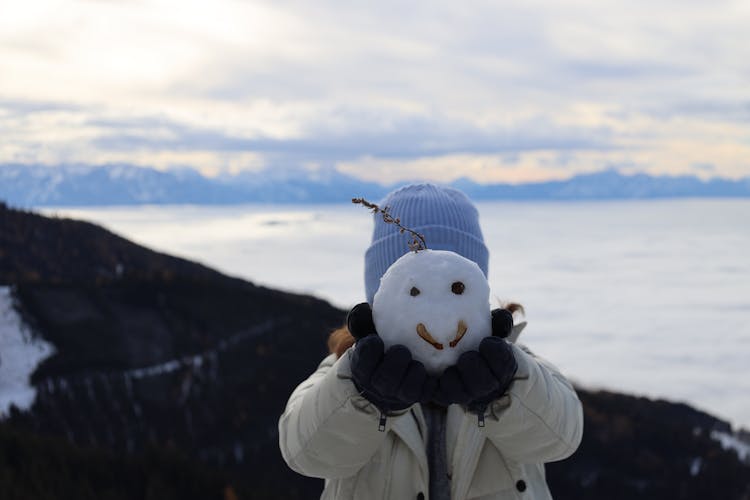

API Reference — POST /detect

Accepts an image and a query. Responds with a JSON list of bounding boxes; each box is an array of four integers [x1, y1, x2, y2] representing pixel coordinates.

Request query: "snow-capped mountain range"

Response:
[[1, 163, 749, 207]]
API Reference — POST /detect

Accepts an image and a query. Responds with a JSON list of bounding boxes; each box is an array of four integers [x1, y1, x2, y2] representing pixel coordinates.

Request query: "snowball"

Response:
[[372, 249, 492, 375]]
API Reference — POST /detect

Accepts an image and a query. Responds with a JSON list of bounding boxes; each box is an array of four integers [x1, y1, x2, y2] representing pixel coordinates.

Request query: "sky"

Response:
[[1, 0, 749, 184]]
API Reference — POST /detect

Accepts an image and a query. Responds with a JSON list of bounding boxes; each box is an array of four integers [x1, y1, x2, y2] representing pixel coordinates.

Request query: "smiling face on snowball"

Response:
[[372, 249, 492, 375]]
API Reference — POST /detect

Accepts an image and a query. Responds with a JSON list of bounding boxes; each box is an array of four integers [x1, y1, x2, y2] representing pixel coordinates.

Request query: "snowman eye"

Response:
[[451, 281, 465, 295], [410, 286, 421, 297]]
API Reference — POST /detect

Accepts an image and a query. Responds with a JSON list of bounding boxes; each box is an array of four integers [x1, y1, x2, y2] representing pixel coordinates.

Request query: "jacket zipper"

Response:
[[378, 412, 387, 431]]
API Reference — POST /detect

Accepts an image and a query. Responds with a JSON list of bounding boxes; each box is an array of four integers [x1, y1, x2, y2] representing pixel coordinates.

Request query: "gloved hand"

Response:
[[433, 309, 518, 414], [347, 303, 437, 414]]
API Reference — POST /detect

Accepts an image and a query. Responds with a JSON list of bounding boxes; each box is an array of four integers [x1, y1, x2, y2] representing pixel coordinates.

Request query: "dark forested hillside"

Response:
[[1, 201, 345, 499], [1, 201, 748, 499], [546, 391, 750, 499], [0, 200, 223, 284], [0, 422, 227, 500]]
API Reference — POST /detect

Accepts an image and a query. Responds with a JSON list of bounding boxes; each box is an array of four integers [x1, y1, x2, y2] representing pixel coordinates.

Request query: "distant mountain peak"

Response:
[[1, 163, 748, 206]]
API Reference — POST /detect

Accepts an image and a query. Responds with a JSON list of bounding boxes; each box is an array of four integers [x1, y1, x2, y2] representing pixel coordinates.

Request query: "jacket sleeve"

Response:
[[278, 349, 400, 478], [482, 344, 583, 463]]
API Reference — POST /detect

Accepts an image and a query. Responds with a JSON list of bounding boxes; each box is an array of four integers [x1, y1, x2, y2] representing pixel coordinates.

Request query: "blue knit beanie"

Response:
[[364, 183, 489, 304]]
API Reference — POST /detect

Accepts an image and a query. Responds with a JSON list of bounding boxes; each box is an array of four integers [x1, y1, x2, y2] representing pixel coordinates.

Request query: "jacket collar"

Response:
[[508, 320, 527, 344]]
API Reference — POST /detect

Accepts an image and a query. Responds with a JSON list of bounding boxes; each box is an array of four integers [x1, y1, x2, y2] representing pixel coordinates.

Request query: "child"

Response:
[[279, 183, 583, 499]]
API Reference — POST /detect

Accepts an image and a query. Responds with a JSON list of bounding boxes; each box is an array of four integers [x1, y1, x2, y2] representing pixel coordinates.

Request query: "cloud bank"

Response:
[[1, 0, 749, 183]]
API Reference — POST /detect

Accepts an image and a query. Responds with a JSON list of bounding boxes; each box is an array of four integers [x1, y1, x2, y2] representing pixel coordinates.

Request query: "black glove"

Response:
[[433, 309, 518, 415], [491, 308, 514, 339], [347, 303, 437, 414], [347, 302, 377, 340]]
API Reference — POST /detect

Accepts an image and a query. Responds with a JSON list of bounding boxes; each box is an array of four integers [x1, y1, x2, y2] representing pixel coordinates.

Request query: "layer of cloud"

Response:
[[1, 0, 749, 182]]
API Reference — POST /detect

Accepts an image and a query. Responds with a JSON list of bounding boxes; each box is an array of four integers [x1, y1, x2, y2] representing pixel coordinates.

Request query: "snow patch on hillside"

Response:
[[0, 286, 55, 417], [712, 430, 750, 464]]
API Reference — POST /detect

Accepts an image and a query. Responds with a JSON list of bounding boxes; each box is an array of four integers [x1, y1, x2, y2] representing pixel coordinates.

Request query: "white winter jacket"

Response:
[[278, 339, 583, 500]]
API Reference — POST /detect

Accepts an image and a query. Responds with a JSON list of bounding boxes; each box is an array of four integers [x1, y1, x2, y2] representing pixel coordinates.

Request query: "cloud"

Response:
[[0, 98, 83, 114], [85, 110, 615, 162], [691, 162, 716, 172], [643, 99, 750, 123], [1, 0, 749, 181]]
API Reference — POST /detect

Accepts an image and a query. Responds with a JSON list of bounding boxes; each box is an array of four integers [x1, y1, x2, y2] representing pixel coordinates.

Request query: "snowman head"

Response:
[[372, 249, 492, 375]]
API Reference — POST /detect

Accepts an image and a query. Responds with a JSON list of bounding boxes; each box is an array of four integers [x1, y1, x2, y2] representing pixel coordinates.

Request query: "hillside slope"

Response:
[[1, 201, 748, 499]]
